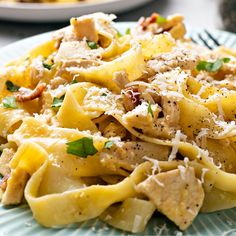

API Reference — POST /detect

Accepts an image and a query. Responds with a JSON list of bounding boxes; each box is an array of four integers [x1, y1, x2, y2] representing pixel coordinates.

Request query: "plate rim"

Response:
[[0, 0, 127, 10]]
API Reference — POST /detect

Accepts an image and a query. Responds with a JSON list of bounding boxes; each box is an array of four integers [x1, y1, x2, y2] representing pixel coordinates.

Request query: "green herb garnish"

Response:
[[101, 93, 107, 97], [87, 41, 98, 50], [104, 140, 114, 149], [5, 80, 20, 92], [126, 28, 131, 35], [2, 96, 18, 109], [196, 58, 230, 72], [70, 79, 78, 84], [42, 62, 53, 70], [156, 15, 167, 24], [117, 30, 123, 37], [66, 137, 98, 158], [148, 102, 154, 118], [222, 57, 230, 63], [51, 95, 65, 108]]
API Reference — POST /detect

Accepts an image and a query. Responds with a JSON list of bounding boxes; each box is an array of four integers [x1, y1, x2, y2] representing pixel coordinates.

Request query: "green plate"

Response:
[[0, 22, 236, 236]]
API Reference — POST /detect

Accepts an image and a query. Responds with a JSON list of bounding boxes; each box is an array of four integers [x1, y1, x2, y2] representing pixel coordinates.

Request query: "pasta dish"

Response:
[[1, 12, 236, 233]]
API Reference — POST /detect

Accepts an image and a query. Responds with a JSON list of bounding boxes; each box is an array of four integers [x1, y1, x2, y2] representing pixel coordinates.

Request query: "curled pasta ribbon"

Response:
[[25, 162, 149, 227], [67, 43, 145, 92], [0, 106, 28, 138], [9, 117, 128, 177]]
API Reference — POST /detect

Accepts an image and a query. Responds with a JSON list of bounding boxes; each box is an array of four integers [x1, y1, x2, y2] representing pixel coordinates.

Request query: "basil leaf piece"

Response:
[[222, 57, 230, 63], [5, 80, 20, 92], [147, 102, 154, 118], [117, 30, 123, 37], [51, 95, 65, 108], [66, 137, 98, 158], [42, 62, 53, 70], [70, 79, 78, 84], [196, 58, 231, 72], [104, 140, 114, 149], [157, 15, 167, 24], [87, 41, 98, 50], [126, 28, 131, 35], [2, 96, 18, 109]]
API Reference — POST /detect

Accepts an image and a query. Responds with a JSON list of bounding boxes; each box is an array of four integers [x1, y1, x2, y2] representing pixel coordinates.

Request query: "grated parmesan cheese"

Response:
[[168, 130, 186, 161], [201, 168, 209, 183], [151, 176, 165, 187], [184, 157, 189, 167], [143, 156, 161, 174], [178, 165, 186, 180]]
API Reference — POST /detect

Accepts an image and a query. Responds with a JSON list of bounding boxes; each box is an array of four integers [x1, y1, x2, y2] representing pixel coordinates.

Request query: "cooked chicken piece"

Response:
[[138, 13, 186, 40], [103, 121, 127, 139], [49, 76, 67, 89], [16, 83, 47, 102], [100, 141, 170, 171], [147, 48, 199, 73], [30, 57, 47, 86], [1, 168, 29, 205], [122, 87, 141, 112], [112, 71, 129, 89], [169, 22, 186, 41], [0, 174, 9, 191], [0, 148, 15, 176], [136, 167, 204, 230], [71, 17, 98, 42], [161, 96, 180, 127], [55, 41, 102, 63], [123, 102, 176, 139]]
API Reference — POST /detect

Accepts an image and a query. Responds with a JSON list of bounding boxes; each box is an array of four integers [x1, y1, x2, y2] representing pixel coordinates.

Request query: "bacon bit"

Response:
[[122, 87, 141, 111], [0, 174, 10, 191], [16, 83, 47, 102], [139, 13, 159, 30]]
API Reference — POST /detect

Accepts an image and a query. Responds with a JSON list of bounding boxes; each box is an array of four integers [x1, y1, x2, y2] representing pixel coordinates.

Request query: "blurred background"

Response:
[[0, 0, 233, 47]]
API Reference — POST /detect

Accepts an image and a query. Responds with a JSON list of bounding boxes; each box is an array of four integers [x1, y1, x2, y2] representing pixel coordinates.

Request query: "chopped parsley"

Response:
[[2, 96, 18, 109], [117, 30, 123, 37], [101, 93, 107, 97], [70, 79, 78, 84], [196, 58, 230, 72], [51, 95, 65, 108], [126, 28, 131, 35], [222, 57, 231, 63], [42, 62, 54, 70], [66, 137, 98, 158], [148, 102, 154, 118], [104, 140, 114, 149], [5, 80, 20, 92], [87, 41, 98, 50], [156, 15, 167, 24]]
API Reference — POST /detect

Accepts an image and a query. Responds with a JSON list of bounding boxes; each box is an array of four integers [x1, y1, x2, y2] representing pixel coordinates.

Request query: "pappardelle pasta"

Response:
[[1, 12, 236, 233]]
